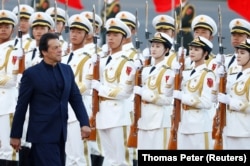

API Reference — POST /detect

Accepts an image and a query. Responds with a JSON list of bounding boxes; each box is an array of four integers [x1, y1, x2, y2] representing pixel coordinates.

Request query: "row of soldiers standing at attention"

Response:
[[0, 0, 249, 166]]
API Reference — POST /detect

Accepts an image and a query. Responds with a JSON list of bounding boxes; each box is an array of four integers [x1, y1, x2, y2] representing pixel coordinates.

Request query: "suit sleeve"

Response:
[[10, 70, 33, 138]]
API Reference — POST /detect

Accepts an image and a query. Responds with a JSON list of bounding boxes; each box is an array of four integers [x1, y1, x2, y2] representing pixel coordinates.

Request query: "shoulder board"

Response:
[[83, 52, 91, 57], [229, 72, 237, 75], [184, 68, 192, 71], [27, 38, 33, 41], [203, 68, 213, 72], [225, 54, 233, 57], [130, 48, 137, 52], [162, 65, 171, 70], [8, 45, 15, 49], [121, 55, 132, 61]]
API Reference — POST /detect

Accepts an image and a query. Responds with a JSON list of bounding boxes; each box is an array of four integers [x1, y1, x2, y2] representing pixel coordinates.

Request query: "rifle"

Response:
[[127, 9, 142, 148], [88, 5, 99, 141], [168, 9, 185, 150], [17, 0, 25, 74], [213, 5, 226, 150], [144, 0, 151, 66]]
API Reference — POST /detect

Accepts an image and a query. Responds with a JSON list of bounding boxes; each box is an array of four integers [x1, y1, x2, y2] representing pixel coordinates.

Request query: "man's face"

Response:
[[106, 31, 123, 49], [55, 21, 65, 33], [70, 28, 87, 45], [0, 23, 14, 41], [43, 38, 62, 63], [32, 25, 50, 41], [231, 33, 248, 47], [20, 18, 30, 34]]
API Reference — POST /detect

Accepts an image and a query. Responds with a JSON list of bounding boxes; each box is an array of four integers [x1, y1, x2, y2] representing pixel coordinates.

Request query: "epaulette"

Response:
[[121, 55, 132, 61], [184, 68, 192, 71], [162, 65, 171, 70], [203, 68, 213, 72], [225, 54, 233, 57], [83, 52, 91, 57]]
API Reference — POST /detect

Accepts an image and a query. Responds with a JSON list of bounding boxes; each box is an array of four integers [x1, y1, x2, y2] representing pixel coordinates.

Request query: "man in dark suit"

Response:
[[10, 33, 90, 166]]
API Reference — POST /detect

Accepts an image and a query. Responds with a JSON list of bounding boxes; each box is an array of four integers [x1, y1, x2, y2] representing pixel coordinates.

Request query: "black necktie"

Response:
[[190, 69, 196, 76], [31, 48, 37, 60], [14, 38, 18, 46], [67, 52, 74, 64], [106, 56, 112, 66], [149, 66, 156, 74], [236, 72, 242, 80], [228, 55, 235, 69]]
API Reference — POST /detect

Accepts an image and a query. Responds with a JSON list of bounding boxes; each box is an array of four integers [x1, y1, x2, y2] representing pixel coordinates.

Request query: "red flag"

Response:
[[153, 0, 180, 13], [228, 0, 250, 21], [57, 0, 84, 10]]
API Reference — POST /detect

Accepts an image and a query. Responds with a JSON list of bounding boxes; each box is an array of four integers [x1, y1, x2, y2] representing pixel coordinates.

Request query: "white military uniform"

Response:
[[224, 68, 250, 149], [178, 64, 216, 149], [0, 10, 18, 162], [62, 14, 93, 166], [138, 59, 174, 149], [177, 37, 216, 150], [62, 48, 92, 166]]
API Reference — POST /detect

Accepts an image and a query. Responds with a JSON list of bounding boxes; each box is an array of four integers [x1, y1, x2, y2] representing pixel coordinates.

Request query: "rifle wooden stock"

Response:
[[127, 68, 142, 148], [18, 51, 25, 74], [213, 76, 226, 150], [168, 49, 185, 150], [88, 58, 100, 141]]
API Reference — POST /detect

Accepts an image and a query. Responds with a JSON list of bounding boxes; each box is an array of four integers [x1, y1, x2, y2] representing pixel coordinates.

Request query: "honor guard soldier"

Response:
[[134, 32, 175, 149], [100, 0, 120, 45], [61, 14, 93, 166], [115, 10, 144, 166], [151, 14, 177, 69], [173, 36, 216, 149], [45, 7, 69, 54], [79, 11, 106, 166], [175, 0, 195, 55], [12, 4, 34, 52], [0, 9, 19, 166], [91, 17, 136, 166], [190, 14, 218, 72], [25, 12, 54, 69], [81, 11, 103, 55], [218, 39, 250, 149], [223, 18, 250, 93]]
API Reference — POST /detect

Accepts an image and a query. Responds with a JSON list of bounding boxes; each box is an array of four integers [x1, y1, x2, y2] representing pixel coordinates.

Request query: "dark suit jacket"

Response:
[[10, 60, 89, 143]]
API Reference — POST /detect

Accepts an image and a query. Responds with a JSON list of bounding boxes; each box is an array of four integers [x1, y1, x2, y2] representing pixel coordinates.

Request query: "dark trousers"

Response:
[[30, 140, 66, 166]]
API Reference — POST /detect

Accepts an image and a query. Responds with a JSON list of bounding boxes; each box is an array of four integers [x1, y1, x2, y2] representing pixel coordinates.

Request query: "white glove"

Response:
[[13, 48, 24, 58], [178, 47, 187, 57], [218, 93, 229, 104], [142, 48, 150, 59], [91, 80, 100, 92], [133, 86, 142, 96], [134, 59, 143, 69], [216, 54, 225, 65], [91, 54, 98, 63], [216, 65, 225, 76], [172, 60, 182, 72], [173, 90, 182, 100]]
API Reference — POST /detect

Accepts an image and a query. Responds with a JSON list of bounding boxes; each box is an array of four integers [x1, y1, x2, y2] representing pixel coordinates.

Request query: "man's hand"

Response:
[[81, 126, 91, 139], [10, 138, 21, 152]]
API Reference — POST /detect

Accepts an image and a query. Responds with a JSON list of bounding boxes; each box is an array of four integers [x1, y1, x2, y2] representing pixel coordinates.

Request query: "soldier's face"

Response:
[[193, 28, 212, 40], [106, 32, 123, 50], [0, 23, 14, 41], [20, 18, 30, 33], [70, 28, 87, 45], [150, 42, 167, 59], [231, 33, 248, 47], [32, 26, 50, 41], [236, 48, 250, 67], [157, 28, 174, 38], [189, 46, 205, 62]]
